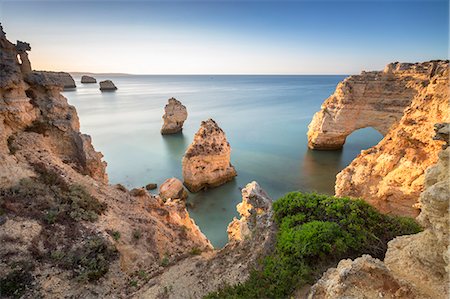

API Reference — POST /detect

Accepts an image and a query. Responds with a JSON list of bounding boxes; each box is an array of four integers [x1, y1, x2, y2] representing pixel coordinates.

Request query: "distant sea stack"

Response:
[[308, 60, 449, 216], [161, 97, 188, 134], [81, 75, 97, 83], [99, 80, 117, 91], [182, 119, 237, 192]]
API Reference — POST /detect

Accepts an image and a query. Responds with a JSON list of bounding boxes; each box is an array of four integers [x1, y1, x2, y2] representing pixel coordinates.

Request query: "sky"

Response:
[[0, 0, 448, 74]]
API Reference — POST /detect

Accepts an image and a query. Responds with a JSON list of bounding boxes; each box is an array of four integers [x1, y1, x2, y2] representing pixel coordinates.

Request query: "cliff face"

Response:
[[137, 181, 276, 298], [182, 119, 237, 192], [308, 60, 448, 216], [307, 61, 444, 150], [308, 134, 449, 299], [0, 25, 212, 298], [336, 61, 448, 216]]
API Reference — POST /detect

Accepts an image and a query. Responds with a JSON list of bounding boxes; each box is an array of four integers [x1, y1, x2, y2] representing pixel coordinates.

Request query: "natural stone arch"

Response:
[[307, 66, 427, 150]]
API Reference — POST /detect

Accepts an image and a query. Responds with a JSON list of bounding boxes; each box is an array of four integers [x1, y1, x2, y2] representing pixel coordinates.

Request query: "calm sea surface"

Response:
[[64, 75, 382, 247]]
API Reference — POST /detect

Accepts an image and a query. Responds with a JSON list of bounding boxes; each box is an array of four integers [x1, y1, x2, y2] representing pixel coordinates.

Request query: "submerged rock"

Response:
[[99, 80, 117, 91], [81, 75, 97, 83], [161, 97, 188, 134], [182, 119, 237, 192], [145, 183, 157, 190], [159, 177, 188, 201]]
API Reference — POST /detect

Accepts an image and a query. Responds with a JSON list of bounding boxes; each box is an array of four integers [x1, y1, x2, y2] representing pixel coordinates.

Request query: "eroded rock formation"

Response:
[[0, 24, 212, 298], [182, 119, 237, 192], [307, 61, 444, 150], [161, 97, 188, 134], [159, 177, 188, 201], [308, 134, 450, 299], [227, 181, 273, 242], [333, 61, 449, 216], [137, 181, 276, 298], [81, 75, 97, 83], [99, 79, 117, 91]]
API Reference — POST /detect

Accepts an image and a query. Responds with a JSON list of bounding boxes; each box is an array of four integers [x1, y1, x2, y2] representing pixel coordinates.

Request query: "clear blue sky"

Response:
[[1, 0, 448, 74]]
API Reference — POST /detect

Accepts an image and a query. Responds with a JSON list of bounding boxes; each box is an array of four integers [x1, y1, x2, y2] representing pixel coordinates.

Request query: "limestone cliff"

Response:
[[308, 133, 449, 299], [161, 97, 188, 134], [0, 24, 211, 298], [336, 61, 448, 216], [308, 61, 448, 216], [136, 181, 276, 298], [182, 119, 237, 192]]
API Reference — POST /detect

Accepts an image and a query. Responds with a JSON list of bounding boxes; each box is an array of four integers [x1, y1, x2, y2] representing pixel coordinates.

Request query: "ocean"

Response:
[[63, 75, 382, 247]]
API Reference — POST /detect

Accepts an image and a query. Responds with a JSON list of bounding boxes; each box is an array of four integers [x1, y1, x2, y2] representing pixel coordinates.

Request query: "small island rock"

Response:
[[99, 80, 117, 91], [81, 75, 97, 83], [159, 178, 188, 201], [145, 183, 158, 190], [161, 97, 188, 134], [182, 119, 237, 192]]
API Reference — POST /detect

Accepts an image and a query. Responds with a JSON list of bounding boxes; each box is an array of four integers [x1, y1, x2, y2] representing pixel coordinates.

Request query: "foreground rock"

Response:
[[309, 61, 449, 215], [308, 134, 450, 299], [0, 24, 212, 298], [99, 79, 117, 91], [81, 75, 97, 83], [182, 119, 237, 192], [137, 181, 276, 298], [159, 177, 188, 201], [161, 97, 188, 134]]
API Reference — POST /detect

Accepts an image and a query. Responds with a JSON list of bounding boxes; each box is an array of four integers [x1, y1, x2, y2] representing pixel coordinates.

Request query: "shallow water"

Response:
[[64, 75, 382, 248]]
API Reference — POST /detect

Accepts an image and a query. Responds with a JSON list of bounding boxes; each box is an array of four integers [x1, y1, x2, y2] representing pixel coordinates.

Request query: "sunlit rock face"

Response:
[[308, 135, 450, 299], [307, 61, 443, 150], [161, 97, 188, 134], [227, 181, 273, 242], [333, 61, 449, 216], [0, 24, 213, 297], [137, 181, 276, 299], [182, 118, 237, 192], [159, 177, 188, 201]]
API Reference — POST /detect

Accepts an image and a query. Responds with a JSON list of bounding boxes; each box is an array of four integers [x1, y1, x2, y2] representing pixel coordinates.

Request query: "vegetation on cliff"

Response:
[[205, 192, 421, 298]]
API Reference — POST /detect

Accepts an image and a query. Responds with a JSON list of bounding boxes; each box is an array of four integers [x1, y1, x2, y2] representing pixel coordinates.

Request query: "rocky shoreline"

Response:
[[0, 21, 448, 299]]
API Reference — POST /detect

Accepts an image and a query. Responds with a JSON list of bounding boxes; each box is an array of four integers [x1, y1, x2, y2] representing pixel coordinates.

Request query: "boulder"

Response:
[[182, 119, 237, 192], [81, 75, 97, 83], [145, 183, 157, 190], [161, 97, 188, 134], [159, 178, 188, 201], [99, 80, 117, 91]]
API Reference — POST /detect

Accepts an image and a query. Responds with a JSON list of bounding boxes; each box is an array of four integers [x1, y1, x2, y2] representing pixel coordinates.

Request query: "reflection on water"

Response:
[[302, 149, 343, 195], [64, 75, 382, 248]]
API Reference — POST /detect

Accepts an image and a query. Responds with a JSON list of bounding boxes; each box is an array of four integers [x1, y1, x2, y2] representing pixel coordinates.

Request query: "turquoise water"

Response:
[[63, 75, 382, 247]]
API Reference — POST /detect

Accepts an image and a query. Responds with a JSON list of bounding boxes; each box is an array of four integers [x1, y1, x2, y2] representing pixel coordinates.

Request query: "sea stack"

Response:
[[159, 178, 188, 201], [161, 97, 188, 134], [182, 119, 237, 192], [81, 75, 97, 83], [99, 80, 117, 91]]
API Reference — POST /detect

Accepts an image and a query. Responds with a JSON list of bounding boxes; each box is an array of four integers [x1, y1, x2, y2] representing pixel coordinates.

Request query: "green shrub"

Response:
[[0, 262, 34, 298], [205, 192, 421, 299]]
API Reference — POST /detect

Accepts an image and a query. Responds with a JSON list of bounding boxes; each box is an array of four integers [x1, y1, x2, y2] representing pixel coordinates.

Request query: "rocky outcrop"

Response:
[[137, 181, 276, 298], [182, 119, 237, 192], [307, 61, 445, 150], [227, 181, 273, 242], [81, 75, 97, 83], [161, 97, 188, 134], [308, 135, 449, 299], [99, 80, 117, 91], [16, 40, 32, 74], [0, 24, 212, 298], [332, 61, 449, 216], [159, 177, 188, 201]]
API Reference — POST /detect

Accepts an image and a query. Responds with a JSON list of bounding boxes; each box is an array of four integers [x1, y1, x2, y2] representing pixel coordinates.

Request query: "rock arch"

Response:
[[307, 63, 438, 150]]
